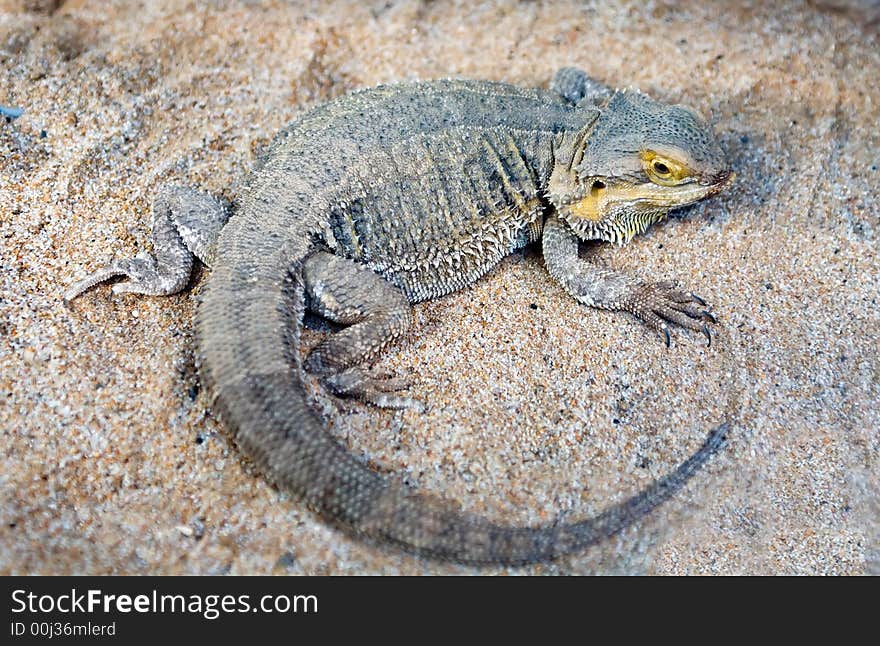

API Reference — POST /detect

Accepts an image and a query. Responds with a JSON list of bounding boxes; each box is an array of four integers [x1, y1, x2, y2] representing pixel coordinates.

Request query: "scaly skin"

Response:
[[66, 70, 734, 565]]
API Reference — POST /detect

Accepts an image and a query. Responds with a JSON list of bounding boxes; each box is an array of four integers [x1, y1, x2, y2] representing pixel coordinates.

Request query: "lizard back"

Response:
[[238, 80, 592, 299]]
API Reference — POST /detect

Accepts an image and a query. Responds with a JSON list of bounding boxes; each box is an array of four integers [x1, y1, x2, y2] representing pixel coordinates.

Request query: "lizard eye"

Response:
[[652, 161, 671, 176], [641, 151, 690, 186]]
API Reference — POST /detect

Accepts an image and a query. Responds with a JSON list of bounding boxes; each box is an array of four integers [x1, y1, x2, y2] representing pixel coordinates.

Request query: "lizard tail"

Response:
[[197, 228, 728, 565]]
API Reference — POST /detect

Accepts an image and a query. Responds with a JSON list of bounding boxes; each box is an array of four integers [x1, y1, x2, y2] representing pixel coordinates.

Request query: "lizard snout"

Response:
[[703, 169, 735, 195]]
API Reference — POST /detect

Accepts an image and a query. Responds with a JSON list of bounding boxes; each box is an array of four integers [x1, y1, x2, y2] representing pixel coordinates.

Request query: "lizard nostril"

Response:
[[700, 170, 732, 186]]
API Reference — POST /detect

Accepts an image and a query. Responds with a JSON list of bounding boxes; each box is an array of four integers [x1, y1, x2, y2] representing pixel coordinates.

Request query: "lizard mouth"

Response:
[[565, 170, 734, 221], [642, 169, 735, 206]]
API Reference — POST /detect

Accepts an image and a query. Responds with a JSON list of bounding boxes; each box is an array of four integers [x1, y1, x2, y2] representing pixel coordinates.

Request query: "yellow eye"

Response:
[[641, 151, 691, 186], [652, 160, 671, 176]]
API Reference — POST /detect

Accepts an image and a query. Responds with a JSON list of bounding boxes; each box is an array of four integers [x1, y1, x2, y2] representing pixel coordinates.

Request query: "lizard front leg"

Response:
[[64, 186, 229, 301], [542, 215, 716, 346], [303, 251, 423, 411]]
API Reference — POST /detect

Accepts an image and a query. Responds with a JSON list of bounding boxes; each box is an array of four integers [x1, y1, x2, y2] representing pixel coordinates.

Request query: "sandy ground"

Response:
[[1, 0, 877, 575]]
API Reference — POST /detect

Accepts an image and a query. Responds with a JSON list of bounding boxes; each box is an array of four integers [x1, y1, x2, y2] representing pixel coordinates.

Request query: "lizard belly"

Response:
[[372, 202, 542, 302]]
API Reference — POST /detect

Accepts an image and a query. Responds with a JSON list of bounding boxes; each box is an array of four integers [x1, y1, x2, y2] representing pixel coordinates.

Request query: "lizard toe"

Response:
[[323, 367, 424, 412], [64, 265, 128, 303], [361, 391, 426, 413]]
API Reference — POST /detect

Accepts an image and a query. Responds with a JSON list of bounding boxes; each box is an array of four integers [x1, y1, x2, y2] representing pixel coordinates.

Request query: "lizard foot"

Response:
[[64, 185, 228, 304], [64, 252, 192, 303], [322, 367, 425, 413], [625, 280, 717, 347]]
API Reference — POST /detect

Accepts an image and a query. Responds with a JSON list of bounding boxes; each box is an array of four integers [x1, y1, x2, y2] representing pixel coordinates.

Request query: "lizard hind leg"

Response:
[[302, 251, 423, 412], [64, 185, 230, 302]]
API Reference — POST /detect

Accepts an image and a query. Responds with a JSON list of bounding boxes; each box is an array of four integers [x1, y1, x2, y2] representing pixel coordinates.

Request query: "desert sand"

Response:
[[1, 0, 877, 574]]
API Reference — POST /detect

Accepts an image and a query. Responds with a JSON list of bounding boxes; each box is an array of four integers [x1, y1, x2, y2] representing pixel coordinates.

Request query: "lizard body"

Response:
[[66, 69, 734, 565]]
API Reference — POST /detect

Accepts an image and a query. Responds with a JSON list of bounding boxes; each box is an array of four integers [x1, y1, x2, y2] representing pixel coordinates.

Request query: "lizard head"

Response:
[[547, 88, 733, 245]]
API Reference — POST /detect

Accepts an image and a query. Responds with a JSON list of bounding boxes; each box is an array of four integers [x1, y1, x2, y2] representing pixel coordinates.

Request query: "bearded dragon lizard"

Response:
[[66, 68, 735, 565]]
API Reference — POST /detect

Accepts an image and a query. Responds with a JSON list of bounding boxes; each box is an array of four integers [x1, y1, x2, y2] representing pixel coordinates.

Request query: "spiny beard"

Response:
[[561, 208, 666, 246]]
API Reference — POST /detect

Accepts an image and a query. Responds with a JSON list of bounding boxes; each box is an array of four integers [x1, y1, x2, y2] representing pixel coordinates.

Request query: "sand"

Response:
[[1, 0, 877, 574]]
